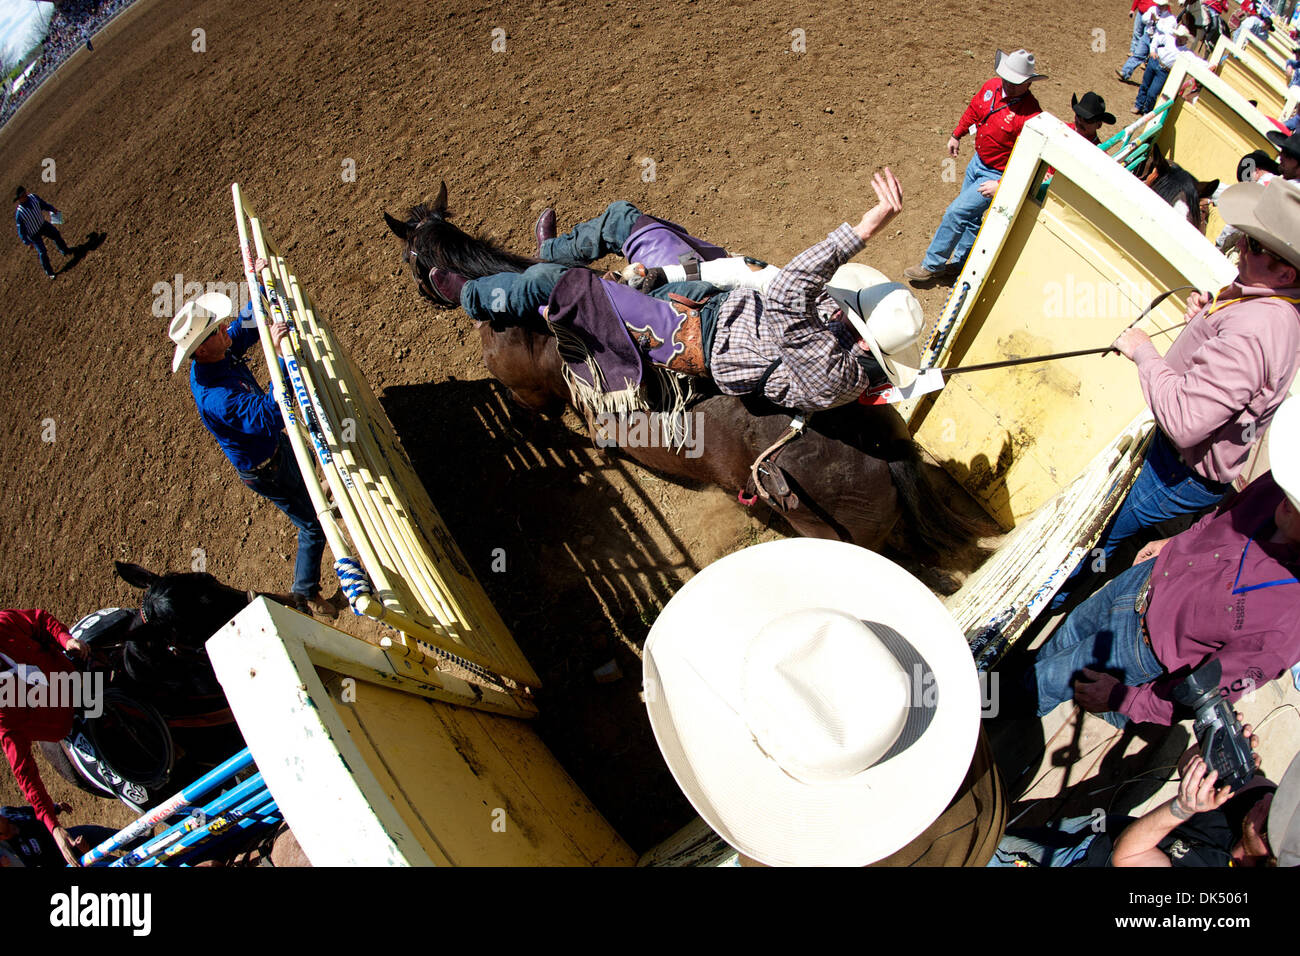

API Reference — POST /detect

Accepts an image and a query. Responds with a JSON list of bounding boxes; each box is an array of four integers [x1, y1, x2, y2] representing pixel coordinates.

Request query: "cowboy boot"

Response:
[[427, 267, 468, 307], [535, 208, 556, 257]]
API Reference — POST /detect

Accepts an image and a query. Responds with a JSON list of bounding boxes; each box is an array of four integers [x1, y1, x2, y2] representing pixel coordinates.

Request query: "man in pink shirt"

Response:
[[1051, 176, 1300, 610], [0, 608, 91, 865], [1033, 396, 1300, 726]]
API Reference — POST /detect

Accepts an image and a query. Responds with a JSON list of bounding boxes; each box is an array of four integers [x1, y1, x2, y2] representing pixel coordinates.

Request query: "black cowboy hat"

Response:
[[1239, 149, 1281, 181], [1071, 92, 1116, 125], [13, 186, 26, 202], [1267, 129, 1300, 161]]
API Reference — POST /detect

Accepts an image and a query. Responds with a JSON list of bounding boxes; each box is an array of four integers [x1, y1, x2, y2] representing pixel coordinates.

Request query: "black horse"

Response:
[[384, 183, 988, 562], [1135, 146, 1219, 232], [39, 563, 292, 810]]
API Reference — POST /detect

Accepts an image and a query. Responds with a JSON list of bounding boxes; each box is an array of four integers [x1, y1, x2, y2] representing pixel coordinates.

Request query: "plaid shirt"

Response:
[[709, 224, 875, 412]]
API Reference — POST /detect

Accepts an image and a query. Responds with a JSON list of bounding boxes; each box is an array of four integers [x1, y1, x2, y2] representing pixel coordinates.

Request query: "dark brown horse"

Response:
[[384, 184, 984, 558]]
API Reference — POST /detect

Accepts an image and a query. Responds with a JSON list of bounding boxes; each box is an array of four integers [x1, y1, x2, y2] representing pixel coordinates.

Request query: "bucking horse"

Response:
[[384, 183, 987, 563]]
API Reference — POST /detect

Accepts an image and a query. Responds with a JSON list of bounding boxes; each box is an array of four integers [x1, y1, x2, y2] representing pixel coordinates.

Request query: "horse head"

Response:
[[1135, 147, 1218, 231], [115, 561, 256, 652], [384, 181, 537, 303]]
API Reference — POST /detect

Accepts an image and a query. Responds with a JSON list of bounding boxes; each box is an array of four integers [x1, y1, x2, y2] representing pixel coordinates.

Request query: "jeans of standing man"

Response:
[[460, 260, 716, 326], [1048, 429, 1229, 611], [988, 815, 1100, 867], [1033, 558, 1166, 728], [28, 222, 70, 276], [541, 200, 643, 266], [236, 436, 327, 599], [1120, 14, 1153, 80], [920, 153, 1002, 273], [1135, 58, 1172, 114]]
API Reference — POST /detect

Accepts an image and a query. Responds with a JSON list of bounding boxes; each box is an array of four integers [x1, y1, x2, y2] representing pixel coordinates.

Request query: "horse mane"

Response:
[[139, 571, 249, 649], [409, 205, 538, 279]]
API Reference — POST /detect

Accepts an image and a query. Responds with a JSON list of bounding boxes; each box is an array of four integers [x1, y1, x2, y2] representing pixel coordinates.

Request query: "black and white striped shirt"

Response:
[[14, 194, 54, 243]]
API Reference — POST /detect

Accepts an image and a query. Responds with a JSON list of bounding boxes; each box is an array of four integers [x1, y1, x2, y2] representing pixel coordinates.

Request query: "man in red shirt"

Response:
[[904, 49, 1044, 284], [0, 608, 91, 865]]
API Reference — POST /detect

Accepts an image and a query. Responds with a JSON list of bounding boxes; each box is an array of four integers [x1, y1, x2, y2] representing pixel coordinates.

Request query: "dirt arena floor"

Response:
[[0, 0, 1153, 853]]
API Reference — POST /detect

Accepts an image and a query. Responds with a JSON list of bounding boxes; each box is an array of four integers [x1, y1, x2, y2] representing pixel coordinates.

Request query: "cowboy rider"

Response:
[[419, 169, 924, 414]]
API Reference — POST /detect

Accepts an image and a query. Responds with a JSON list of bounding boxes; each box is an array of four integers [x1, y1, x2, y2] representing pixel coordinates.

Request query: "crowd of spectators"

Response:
[[0, 0, 136, 128]]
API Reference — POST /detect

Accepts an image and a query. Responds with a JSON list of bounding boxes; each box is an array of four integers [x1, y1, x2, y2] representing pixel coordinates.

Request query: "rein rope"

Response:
[[741, 414, 807, 509]]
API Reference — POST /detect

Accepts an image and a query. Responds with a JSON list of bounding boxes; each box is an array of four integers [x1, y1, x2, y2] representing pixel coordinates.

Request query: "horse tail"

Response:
[[886, 442, 989, 559]]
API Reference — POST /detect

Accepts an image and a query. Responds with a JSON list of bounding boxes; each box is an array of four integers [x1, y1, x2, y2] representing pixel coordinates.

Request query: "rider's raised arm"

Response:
[[764, 224, 865, 324]]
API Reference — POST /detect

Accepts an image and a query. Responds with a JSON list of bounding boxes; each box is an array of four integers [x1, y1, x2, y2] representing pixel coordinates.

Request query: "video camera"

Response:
[[1172, 659, 1256, 792]]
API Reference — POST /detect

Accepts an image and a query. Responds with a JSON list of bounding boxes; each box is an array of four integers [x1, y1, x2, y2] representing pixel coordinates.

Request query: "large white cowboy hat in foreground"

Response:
[[643, 538, 980, 866], [168, 292, 234, 372], [1272, 395, 1300, 510], [1270, 750, 1300, 867]]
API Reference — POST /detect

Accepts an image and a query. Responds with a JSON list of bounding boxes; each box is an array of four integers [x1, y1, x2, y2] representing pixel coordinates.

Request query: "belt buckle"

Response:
[[1134, 577, 1152, 616]]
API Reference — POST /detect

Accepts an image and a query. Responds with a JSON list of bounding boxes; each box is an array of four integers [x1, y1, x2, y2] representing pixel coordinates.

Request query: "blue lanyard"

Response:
[[1232, 522, 1300, 596]]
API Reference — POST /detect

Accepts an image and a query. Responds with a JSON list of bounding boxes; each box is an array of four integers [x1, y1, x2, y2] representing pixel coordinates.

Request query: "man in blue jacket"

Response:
[[169, 292, 338, 617]]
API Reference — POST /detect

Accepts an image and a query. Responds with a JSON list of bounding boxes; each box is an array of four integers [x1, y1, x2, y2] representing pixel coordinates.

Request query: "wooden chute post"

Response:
[[208, 599, 634, 866], [1207, 36, 1290, 116], [894, 116, 1236, 658], [230, 185, 540, 706], [1153, 54, 1283, 245]]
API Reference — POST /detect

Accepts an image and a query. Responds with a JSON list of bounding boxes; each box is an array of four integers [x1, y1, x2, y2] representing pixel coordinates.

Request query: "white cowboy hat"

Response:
[[993, 49, 1047, 85], [826, 263, 925, 388], [1218, 177, 1300, 272], [168, 292, 234, 373], [1271, 395, 1300, 509], [642, 538, 981, 867], [1270, 750, 1300, 866]]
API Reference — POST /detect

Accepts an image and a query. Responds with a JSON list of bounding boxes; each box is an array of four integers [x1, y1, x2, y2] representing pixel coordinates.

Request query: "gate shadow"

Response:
[[382, 376, 704, 852]]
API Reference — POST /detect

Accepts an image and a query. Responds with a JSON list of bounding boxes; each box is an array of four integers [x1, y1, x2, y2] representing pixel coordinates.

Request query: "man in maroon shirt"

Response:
[[904, 49, 1044, 284], [0, 608, 92, 865], [1031, 396, 1300, 726]]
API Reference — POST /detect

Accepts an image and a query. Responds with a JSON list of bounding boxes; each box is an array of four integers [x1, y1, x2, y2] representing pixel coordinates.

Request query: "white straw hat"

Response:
[[826, 263, 925, 388], [643, 538, 980, 867], [1271, 395, 1300, 509], [993, 49, 1047, 85], [169, 292, 234, 372], [1269, 750, 1300, 866]]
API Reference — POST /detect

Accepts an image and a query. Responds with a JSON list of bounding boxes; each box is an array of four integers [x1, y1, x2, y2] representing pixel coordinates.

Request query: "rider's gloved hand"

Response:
[[621, 263, 666, 292], [64, 637, 88, 661]]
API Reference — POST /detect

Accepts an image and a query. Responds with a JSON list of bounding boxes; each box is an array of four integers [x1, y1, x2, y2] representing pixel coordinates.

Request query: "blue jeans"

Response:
[[541, 200, 642, 266], [461, 261, 714, 325], [1135, 58, 1170, 114], [28, 223, 70, 276], [988, 815, 1098, 867], [1049, 430, 1228, 610], [921, 154, 1001, 272], [236, 437, 326, 598], [1033, 558, 1165, 727], [461, 262, 570, 324], [1119, 15, 1151, 79]]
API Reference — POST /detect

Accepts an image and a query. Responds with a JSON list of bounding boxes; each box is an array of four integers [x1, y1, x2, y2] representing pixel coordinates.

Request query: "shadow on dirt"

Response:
[[383, 376, 701, 851]]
